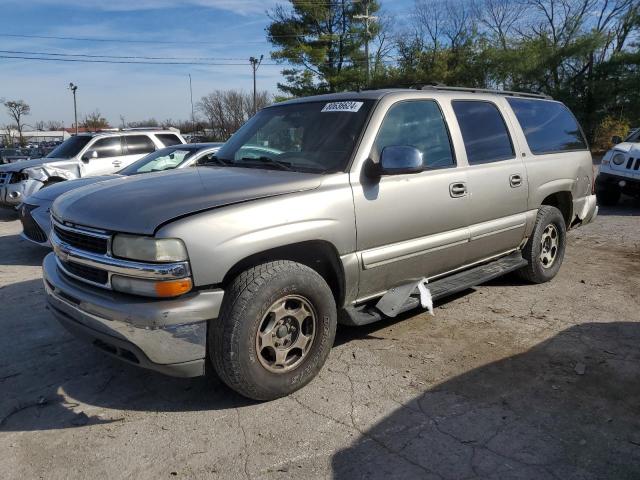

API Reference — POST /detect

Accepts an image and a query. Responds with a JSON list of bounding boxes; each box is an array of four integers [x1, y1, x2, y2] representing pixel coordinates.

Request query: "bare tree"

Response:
[[4, 100, 30, 146], [82, 110, 109, 130], [197, 89, 270, 141], [474, 0, 526, 49], [45, 120, 64, 130]]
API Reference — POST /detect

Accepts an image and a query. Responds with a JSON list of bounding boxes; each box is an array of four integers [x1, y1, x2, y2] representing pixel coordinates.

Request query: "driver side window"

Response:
[[374, 100, 455, 169], [89, 137, 122, 159]]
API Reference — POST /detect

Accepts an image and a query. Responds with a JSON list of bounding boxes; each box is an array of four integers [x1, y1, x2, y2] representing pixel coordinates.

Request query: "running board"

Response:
[[340, 251, 528, 326]]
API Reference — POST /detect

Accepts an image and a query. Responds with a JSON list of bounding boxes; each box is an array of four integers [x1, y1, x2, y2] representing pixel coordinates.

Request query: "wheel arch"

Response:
[[540, 191, 573, 227], [221, 240, 347, 307]]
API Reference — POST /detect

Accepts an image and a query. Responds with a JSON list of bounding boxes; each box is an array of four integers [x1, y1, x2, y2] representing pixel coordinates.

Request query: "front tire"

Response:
[[209, 261, 337, 401], [518, 206, 567, 284]]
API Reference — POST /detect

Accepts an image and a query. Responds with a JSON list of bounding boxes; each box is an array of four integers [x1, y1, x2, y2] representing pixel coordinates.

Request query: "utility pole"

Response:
[[354, 1, 377, 86], [68, 82, 78, 135], [249, 55, 264, 115], [188, 74, 195, 135]]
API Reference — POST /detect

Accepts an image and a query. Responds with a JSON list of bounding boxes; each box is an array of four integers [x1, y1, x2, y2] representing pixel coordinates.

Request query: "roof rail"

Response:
[[416, 84, 552, 100]]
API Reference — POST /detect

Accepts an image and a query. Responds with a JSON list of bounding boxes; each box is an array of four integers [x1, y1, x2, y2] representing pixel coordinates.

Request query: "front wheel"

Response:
[[209, 261, 337, 401], [517, 206, 567, 284]]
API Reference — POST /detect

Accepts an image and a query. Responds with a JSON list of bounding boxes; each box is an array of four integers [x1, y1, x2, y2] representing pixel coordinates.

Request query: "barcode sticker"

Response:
[[321, 101, 364, 113]]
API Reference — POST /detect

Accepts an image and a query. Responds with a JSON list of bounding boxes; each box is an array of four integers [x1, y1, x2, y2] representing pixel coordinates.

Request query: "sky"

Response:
[[0, 0, 413, 128]]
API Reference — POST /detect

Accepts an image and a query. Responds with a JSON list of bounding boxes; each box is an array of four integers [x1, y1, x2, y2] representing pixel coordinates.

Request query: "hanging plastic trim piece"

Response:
[[375, 278, 434, 318]]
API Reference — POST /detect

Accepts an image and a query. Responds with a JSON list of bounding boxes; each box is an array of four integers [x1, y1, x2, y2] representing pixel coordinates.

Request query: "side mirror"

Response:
[[379, 146, 424, 175], [611, 135, 622, 145], [82, 150, 98, 162]]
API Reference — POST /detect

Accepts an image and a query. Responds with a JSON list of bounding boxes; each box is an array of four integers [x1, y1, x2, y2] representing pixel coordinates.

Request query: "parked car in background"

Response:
[[0, 148, 30, 164], [43, 87, 597, 401], [20, 143, 222, 246], [0, 129, 185, 207], [597, 128, 640, 205]]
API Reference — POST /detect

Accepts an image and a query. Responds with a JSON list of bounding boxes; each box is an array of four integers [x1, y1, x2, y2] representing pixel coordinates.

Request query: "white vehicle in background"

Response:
[[19, 143, 223, 246], [596, 129, 640, 205], [0, 129, 186, 207]]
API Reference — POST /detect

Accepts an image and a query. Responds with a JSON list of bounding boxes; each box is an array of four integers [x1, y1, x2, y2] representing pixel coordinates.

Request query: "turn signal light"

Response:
[[155, 278, 193, 297]]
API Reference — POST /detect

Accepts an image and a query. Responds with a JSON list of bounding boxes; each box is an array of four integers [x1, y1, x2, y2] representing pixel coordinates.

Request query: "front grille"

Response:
[[0, 172, 12, 185], [53, 225, 109, 255], [60, 259, 109, 285], [19, 204, 47, 243]]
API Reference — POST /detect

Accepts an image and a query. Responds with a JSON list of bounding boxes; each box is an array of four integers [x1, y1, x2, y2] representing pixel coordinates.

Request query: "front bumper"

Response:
[[43, 253, 224, 377], [597, 172, 640, 195]]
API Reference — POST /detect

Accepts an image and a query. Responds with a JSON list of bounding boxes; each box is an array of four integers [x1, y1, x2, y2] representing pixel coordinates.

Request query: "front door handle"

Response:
[[449, 182, 467, 198], [510, 174, 522, 187], [112, 161, 122, 167]]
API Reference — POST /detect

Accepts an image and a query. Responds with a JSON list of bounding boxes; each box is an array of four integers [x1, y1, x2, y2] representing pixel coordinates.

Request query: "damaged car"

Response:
[[43, 87, 598, 401], [20, 143, 223, 246], [0, 129, 185, 207]]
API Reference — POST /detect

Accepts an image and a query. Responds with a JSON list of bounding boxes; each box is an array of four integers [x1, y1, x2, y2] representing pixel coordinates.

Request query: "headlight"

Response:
[[111, 234, 188, 262], [612, 152, 626, 165], [111, 275, 192, 298]]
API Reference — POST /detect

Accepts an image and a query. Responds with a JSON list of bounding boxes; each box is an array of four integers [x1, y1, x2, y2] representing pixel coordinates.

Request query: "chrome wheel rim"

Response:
[[256, 295, 317, 373], [540, 224, 559, 269]]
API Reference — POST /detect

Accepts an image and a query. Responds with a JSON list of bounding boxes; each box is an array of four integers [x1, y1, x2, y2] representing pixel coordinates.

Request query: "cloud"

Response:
[[4, 0, 279, 15]]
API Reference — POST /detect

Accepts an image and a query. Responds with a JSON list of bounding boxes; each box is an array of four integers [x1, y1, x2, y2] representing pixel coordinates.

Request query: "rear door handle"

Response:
[[510, 174, 522, 187], [449, 182, 467, 198]]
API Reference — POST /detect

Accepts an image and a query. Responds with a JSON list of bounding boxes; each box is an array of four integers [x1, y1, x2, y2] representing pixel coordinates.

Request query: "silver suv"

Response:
[[43, 87, 598, 400], [0, 129, 185, 206]]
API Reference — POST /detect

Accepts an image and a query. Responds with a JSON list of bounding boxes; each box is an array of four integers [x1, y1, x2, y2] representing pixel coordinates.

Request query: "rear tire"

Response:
[[518, 206, 566, 284], [209, 260, 337, 401]]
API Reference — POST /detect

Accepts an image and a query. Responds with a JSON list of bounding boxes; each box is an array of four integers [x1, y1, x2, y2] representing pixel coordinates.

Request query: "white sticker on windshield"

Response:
[[321, 101, 364, 113]]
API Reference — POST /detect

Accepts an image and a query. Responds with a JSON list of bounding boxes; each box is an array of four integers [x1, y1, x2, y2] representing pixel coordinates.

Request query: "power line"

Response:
[[0, 49, 251, 62], [0, 54, 281, 66]]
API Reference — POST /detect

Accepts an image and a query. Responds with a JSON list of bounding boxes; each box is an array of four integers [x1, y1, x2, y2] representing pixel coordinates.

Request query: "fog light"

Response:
[[9, 191, 21, 199], [619, 180, 627, 187]]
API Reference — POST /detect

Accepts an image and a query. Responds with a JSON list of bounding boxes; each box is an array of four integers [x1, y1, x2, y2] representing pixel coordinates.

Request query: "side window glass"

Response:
[[125, 135, 156, 155], [452, 101, 515, 165], [156, 134, 183, 147], [89, 137, 122, 159], [507, 98, 588, 154], [374, 100, 455, 169]]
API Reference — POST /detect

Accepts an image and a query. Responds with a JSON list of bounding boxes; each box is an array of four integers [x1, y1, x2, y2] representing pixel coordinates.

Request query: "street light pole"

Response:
[[249, 55, 264, 115], [68, 82, 78, 135], [188, 74, 195, 135]]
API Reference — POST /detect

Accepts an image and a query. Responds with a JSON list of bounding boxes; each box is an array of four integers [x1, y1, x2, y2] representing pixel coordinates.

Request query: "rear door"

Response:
[[451, 99, 529, 263], [121, 135, 157, 168], [351, 99, 470, 299]]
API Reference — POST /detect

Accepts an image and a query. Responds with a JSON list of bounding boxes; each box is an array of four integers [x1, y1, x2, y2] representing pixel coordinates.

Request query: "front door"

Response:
[[81, 136, 124, 177], [450, 99, 529, 264], [351, 99, 470, 300]]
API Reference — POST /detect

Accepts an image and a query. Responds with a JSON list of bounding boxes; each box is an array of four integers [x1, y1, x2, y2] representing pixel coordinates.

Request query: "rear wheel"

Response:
[[518, 206, 567, 284], [209, 260, 337, 401]]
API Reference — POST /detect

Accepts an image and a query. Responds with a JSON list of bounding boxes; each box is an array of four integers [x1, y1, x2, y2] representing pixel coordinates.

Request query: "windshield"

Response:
[[214, 100, 375, 173], [46, 136, 92, 159], [626, 128, 640, 143], [118, 146, 197, 175]]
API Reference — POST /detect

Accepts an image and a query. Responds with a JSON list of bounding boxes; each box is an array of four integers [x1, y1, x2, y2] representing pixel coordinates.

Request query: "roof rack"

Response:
[[416, 84, 552, 100]]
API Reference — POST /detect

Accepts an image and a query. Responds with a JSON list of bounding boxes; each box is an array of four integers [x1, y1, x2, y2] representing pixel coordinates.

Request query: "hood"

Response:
[[52, 167, 323, 235], [610, 142, 640, 154], [0, 157, 58, 172], [29, 175, 120, 202]]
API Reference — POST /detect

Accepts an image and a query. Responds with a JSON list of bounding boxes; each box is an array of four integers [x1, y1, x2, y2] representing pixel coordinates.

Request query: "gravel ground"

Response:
[[1, 198, 639, 480]]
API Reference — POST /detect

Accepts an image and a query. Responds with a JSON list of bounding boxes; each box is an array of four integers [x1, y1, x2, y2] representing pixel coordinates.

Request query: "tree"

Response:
[[82, 110, 109, 130], [4, 100, 30, 146], [126, 118, 160, 128], [45, 120, 64, 130], [267, 0, 382, 96], [197, 89, 270, 141]]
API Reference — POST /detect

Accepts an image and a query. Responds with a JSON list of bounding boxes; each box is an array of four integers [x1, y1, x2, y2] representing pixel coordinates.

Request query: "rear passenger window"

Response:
[[374, 100, 455, 169], [452, 101, 514, 165], [125, 135, 156, 155], [156, 134, 183, 147], [507, 98, 588, 154]]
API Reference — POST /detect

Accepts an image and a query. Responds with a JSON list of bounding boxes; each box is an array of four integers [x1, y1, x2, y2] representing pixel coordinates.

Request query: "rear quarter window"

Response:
[[156, 133, 183, 147], [507, 98, 588, 154]]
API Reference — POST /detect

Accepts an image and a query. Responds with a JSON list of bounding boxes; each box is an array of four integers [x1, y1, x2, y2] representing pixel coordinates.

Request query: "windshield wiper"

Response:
[[200, 155, 231, 167], [238, 156, 294, 171]]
